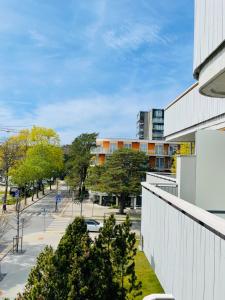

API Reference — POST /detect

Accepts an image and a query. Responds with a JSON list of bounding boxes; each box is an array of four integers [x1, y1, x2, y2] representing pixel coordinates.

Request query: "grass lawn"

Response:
[[0, 191, 17, 205], [135, 247, 164, 299]]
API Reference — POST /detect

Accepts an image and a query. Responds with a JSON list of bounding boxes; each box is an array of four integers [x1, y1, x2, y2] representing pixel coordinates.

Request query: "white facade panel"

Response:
[[141, 183, 225, 300], [164, 84, 225, 141], [194, 0, 225, 73], [195, 130, 225, 210]]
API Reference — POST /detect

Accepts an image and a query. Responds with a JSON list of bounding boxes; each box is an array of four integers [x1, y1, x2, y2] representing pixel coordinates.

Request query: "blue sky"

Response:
[[0, 0, 195, 144]]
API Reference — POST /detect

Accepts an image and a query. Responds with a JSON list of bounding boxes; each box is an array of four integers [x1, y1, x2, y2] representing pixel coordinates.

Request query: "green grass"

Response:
[[134, 247, 164, 299], [0, 191, 17, 205]]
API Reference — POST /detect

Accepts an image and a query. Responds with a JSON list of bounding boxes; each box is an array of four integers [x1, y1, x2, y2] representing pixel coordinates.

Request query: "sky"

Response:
[[0, 0, 195, 144]]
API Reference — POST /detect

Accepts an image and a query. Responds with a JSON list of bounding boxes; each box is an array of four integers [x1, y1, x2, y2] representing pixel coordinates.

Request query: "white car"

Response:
[[85, 219, 103, 232]]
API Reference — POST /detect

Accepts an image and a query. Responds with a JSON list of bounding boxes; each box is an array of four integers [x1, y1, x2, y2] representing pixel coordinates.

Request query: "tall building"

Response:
[[136, 111, 149, 139], [137, 109, 164, 140]]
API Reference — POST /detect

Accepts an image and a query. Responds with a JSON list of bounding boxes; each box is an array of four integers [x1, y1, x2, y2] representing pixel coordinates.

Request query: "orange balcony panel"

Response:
[[148, 143, 155, 151], [118, 141, 124, 149], [132, 142, 140, 150], [164, 144, 169, 151], [98, 154, 106, 165], [103, 141, 110, 149]]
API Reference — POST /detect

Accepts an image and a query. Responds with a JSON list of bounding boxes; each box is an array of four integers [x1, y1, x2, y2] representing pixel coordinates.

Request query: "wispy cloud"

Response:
[[103, 22, 170, 50], [29, 30, 50, 48]]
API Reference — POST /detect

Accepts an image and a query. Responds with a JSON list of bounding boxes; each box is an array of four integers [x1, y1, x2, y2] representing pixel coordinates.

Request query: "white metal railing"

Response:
[[141, 182, 225, 300]]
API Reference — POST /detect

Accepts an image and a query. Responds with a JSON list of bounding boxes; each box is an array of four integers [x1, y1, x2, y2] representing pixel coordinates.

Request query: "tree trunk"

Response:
[[42, 180, 45, 195], [36, 182, 39, 199], [2, 175, 8, 211], [24, 186, 27, 206], [49, 181, 52, 191], [32, 182, 34, 201], [119, 193, 126, 215]]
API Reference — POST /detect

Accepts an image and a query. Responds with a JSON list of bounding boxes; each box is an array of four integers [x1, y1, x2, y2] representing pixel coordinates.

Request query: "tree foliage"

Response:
[[0, 126, 63, 210], [19, 215, 141, 300], [66, 133, 98, 197], [87, 148, 148, 214], [171, 142, 194, 173]]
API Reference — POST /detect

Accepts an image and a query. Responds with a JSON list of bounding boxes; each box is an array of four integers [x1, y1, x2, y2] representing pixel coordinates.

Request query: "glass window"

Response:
[[140, 143, 147, 152], [155, 144, 164, 155], [156, 157, 164, 169], [124, 143, 132, 149], [109, 143, 117, 153]]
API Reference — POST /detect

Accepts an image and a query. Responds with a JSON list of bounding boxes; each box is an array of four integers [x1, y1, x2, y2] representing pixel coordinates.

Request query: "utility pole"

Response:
[[15, 191, 20, 253]]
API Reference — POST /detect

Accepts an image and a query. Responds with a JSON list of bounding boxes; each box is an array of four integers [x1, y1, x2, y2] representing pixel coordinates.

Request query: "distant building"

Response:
[[137, 109, 164, 140], [91, 138, 178, 172]]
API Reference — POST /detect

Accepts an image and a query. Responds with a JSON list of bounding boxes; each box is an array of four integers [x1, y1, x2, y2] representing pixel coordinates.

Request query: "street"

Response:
[[0, 183, 141, 299]]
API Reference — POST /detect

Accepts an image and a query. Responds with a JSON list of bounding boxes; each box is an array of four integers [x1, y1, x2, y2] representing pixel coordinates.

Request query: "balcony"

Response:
[[164, 83, 225, 142], [141, 182, 225, 300], [194, 0, 225, 98]]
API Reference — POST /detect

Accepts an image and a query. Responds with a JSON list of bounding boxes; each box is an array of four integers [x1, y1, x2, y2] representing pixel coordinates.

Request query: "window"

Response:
[[109, 143, 117, 153], [153, 109, 163, 118], [140, 143, 147, 152], [155, 144, 164, 155], [124, 143, 132, 149], [156, 157, 164, 170], [153, 124, 164, 131]]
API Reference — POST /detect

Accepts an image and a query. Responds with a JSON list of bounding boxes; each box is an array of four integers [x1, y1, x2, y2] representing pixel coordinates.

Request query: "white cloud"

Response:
[[103, 22, 169, 50]]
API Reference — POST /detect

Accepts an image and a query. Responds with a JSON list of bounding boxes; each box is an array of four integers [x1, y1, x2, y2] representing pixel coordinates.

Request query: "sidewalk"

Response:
[[2, 185, 56, 215]]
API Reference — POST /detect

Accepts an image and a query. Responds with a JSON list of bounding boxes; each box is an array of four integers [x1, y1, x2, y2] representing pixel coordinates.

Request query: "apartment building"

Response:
[[137, 109, 164, 140], [141, 1, 225, 300], [91, 138, 178, 172]]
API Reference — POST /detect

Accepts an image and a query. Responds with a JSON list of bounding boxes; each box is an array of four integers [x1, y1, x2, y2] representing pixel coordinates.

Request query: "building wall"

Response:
[[177, 156, 196, 205], [141, 184, 225, 300], [164, 84, 225, 141], [195, 130, 225, 210], [194, 0, 225, 75]]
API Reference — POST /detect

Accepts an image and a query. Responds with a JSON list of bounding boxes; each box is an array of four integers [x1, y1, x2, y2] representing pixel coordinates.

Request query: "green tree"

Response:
[[20, 246, 58, 300], [66, 133, 98, 198], [171, 142, 194, 173], [88, 148, 148, 214], [0, 137, 21, 211], [19, 216, 141, 300]]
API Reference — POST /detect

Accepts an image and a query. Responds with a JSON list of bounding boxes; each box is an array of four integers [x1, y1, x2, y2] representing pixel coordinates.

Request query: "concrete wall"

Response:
[[164, 84, 225, 141], [177, 155, 196, 205], [141, 182, 225, 300], [195, 130, 225, 210]]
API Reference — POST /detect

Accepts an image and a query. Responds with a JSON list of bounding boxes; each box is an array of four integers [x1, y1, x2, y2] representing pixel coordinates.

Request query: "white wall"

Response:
[[194, 0, 225, 73], [195, 130, 225, 210], [141, 183, 225, 300], [177, 155, 196, 205], [146, 173, 176, 185], [164, 84, 225, 141]]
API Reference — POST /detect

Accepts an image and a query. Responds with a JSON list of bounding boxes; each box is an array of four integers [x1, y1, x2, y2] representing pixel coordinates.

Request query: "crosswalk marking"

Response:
[[46, 218, 71, 232]]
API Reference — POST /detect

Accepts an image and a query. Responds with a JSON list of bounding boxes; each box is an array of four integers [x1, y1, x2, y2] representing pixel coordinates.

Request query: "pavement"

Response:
[[0, 183, 141, 299]]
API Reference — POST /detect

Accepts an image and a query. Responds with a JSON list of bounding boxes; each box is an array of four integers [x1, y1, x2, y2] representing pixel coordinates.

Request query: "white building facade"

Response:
[[141, 1, 225, 299]]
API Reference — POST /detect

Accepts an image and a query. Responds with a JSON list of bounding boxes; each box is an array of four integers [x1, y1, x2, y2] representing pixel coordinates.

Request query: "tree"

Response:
[[171, 142, 194, 173], [66, 133, 98, 198], [19, 246, 58, 300], [0, 137, 21, 211], [87, 148, 148, 214], [19, 216, 141, 300]]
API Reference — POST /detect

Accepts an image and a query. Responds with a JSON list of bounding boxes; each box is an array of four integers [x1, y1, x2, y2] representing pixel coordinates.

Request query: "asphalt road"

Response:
[[0, 186, 69, 252]]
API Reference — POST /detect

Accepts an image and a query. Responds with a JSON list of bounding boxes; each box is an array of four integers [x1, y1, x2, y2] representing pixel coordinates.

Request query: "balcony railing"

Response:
[[141, 182, 225, 300], [92, 148, 174, 156]]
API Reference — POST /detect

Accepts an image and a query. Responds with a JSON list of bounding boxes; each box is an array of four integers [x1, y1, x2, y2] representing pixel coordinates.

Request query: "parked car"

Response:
[[84, 219, 103, 232]]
